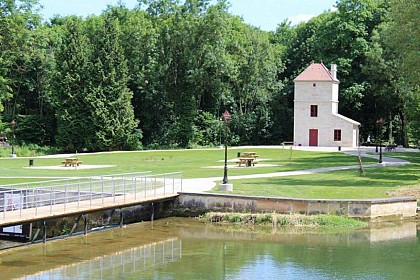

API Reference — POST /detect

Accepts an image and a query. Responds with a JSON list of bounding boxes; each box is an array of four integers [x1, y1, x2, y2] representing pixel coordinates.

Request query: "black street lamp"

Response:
[[222, 110, 231, 184], [219, 117, 223, 149], [10, 120, 16, 157], [376, 117, 384, 163]]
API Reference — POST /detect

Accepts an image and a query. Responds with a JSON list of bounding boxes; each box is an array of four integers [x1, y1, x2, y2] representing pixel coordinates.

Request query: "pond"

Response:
[[0, 218, 419, 279]]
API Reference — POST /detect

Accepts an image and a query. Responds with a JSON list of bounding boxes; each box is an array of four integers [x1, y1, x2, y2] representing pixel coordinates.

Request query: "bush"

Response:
[[14, 115, 55, 146], [256, 214, 273, 224], [227, 214, 242, 223], [276, 216, 289, 226], [200, 212, 367, 228], [0, 144, 59, 157]]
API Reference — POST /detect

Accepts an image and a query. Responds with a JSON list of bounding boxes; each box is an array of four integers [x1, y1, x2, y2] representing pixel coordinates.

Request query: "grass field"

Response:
[[223, 152, 419, 199], [0, 148, 375, 182], [0, 147, 418, 200]]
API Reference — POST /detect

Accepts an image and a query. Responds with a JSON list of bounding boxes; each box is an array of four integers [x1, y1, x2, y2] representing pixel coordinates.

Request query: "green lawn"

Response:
[[223, 152, 420, 199], [0, 148, 418, 200], [0, 148, 375, 183]]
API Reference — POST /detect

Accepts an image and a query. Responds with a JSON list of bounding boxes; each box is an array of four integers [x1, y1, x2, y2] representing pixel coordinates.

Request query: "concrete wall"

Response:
[[0, 198, 176, 240], [177, 193, 417, 221]]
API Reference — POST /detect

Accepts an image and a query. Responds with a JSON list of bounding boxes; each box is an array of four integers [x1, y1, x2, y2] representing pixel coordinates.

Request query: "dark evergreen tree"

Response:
[[54, 17, 93, 151], [86, 15, 140, 151]]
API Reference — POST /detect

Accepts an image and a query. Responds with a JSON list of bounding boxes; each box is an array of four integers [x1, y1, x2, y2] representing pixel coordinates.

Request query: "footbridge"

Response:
[[0, 172, 182, 242]]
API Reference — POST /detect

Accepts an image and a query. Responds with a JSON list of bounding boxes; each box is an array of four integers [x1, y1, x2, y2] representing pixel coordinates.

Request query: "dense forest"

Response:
[[0, 0, 418, 152]]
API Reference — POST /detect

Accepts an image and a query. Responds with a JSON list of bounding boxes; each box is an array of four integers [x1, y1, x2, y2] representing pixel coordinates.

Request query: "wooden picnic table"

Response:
[[241, 152, 259, 159], [62, 158, 83, 167], [236, 157, 258, 167]]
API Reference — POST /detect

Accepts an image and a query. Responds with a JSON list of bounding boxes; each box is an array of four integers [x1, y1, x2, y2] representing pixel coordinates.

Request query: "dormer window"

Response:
[[312, 83, 316, 88]]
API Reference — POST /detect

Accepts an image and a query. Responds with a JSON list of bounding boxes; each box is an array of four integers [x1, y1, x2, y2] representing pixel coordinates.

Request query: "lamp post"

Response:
[[218, 117, 223, 149], [222, 110, 231, 184], [376, 117, 384, 163], [10, 120, 16, 158]]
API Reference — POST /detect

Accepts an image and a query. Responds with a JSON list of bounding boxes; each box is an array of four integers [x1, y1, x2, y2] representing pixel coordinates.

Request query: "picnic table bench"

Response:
[[62, 158, 83, 167], [236, 157, 258, 167], [241, 152, 259, 159], [236, 152, 259, 167]]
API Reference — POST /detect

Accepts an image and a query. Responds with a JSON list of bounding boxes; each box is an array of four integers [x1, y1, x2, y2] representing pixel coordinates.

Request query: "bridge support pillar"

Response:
[[84, 214, 88, 235]]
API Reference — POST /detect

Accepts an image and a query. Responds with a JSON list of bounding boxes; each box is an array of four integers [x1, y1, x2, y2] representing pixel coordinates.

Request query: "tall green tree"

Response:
[[86, 15, 140, 151], [385, 0, 420, 146], [387, 0, 419, 85], [117, 8, 159, 146], [0, 0, 43, 136], [54, 17, 93, 151]]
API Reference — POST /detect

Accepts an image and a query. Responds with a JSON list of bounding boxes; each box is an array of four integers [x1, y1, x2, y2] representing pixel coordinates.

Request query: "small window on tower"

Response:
[[313, 83, 316, 87], [334, 129, 342, 141], [310, 105, 318, 117]]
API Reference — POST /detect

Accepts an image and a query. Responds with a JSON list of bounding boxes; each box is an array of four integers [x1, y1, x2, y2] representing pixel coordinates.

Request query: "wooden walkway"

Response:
[[0, 192, 179, 228]]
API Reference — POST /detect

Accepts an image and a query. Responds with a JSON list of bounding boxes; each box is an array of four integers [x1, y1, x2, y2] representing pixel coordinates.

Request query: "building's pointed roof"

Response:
[[294, 62, 338, 82]]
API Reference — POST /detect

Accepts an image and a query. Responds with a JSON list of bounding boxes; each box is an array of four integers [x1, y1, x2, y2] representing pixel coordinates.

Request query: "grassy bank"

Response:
[[199, 212, 368, 228], [221, 152, 419, 200]]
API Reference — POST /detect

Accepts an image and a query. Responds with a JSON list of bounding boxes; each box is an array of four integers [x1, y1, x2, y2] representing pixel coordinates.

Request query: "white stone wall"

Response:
[[293, 80, 359, 147]]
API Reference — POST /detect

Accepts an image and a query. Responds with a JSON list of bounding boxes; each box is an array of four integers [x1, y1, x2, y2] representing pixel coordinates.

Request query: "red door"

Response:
[[309, 129, 318, 146]]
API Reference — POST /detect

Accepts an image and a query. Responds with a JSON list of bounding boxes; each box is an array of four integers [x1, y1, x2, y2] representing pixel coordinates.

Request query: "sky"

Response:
[[38, 0, 337, 31]]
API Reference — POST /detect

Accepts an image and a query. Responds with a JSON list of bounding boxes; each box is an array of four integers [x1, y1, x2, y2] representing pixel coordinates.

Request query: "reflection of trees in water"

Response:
[[4, 219, 419, 280], [25, 238, 182, 279], [176, 220, 419, 279]]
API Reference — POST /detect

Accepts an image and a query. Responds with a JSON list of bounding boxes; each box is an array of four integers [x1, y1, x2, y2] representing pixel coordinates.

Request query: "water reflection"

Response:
[[24, 239, 181, 280], [0, 218, 418, 280]]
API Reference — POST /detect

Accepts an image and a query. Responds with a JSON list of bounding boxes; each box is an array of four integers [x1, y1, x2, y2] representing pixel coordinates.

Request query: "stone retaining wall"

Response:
[[177, 192, 417, 221]]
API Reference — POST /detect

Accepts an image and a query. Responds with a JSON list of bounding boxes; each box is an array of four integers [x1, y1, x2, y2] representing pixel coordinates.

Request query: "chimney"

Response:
[[331, 64, 337, 80]]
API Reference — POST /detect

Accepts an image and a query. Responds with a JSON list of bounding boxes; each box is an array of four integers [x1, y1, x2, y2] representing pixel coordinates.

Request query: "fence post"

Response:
[[163, 174, 166, 195], [144, 176, 147, 198], [90, 178, 93, 207], [52, 184, 55, 207], [20, 189, 23, 218], [113, 178, 116, 203], [101, 177, 104, 206], [2, 195, 5, 220], [134, 177, 137, 200], [154, 177, 157, 197], [50, 186, 53, 214], [78, 179, 81, 209], [35, 189, 38, 216], [64, 182, 68, 212], [123, 177, 126, 203]]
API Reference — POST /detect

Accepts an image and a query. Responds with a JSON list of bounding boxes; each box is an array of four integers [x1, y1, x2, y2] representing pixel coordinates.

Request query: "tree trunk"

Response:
[[399, 110, 409, 147]]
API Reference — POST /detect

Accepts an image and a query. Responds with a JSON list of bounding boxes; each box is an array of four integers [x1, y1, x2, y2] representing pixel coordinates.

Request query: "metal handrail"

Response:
[[0, 172, 182, 221]]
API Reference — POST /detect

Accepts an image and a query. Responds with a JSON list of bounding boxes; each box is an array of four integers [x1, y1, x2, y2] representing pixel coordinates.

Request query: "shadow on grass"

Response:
[[235, 166, 418, 189], [262, 153, 370, 173]]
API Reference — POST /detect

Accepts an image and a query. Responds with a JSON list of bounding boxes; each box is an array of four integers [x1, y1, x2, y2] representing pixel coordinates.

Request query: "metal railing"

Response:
[[0, 172, 183, 222]]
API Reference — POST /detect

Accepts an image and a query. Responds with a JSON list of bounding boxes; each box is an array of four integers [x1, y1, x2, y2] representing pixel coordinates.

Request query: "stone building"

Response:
[[293, 62, 360, 147]]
